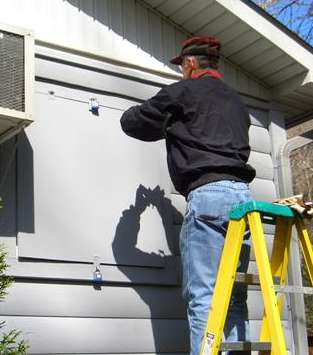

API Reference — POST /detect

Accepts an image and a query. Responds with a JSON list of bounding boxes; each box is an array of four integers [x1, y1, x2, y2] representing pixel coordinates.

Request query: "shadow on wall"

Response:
[[65, 0, 184, 72], [0, 131, 34, 237], [112, 184, 180, 265], [112, 184, 189, 352], [16, 131, 35, 234]]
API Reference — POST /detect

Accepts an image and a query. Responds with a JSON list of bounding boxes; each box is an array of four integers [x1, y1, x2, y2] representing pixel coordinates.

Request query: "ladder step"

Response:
[[229, 200, 295, 220], [235, 272, 279, 285], [220, 341, 271, 351], [275, 285, 313, 294], [236, 273, 313, 294]]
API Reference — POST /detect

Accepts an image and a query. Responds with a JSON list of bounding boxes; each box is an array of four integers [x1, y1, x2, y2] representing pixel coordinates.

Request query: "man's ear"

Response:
[[185, 56, 197, 70]]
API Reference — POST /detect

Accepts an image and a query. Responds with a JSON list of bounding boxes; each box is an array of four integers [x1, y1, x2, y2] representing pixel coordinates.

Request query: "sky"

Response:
[[251, 0, 313, 46]]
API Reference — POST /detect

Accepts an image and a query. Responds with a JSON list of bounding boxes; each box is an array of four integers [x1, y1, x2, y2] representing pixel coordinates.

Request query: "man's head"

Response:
[[170, 36, 221, 80]]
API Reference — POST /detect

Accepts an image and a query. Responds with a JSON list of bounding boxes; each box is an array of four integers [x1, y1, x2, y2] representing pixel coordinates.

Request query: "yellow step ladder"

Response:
[[200, 200, 313, 355]]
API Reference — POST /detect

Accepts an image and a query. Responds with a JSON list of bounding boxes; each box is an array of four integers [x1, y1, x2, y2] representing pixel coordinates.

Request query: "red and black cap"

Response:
[[170, 36, 221, 65]]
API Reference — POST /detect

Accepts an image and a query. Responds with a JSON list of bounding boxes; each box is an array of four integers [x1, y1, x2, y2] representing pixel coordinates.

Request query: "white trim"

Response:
[[0, 21, 33, 37], [0, 108, 28, 120], [24, 30, 35, 121], [35, 42, 179, 86]]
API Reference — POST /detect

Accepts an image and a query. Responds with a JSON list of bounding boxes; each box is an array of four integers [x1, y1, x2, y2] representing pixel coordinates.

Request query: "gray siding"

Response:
[[17, 82, 172, 266], [1, 316, 292, 354], [0, 5, 293, 352], [1, 282, 288, 320], [0, 0, 269, 100]]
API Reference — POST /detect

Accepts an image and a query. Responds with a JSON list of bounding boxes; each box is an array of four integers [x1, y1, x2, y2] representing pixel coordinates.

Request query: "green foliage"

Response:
[[0, 327, 28, 355], [0, 246, 13, 301], [0, 245, 28, 354]]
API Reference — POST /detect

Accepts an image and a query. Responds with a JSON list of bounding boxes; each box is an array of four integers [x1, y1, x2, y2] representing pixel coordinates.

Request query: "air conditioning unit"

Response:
[[0, 22, 34, 144]]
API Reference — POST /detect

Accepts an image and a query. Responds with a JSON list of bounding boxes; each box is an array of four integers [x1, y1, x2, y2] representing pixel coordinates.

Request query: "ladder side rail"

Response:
[[200, 218, 246, 355], [260, 217, 293, 350], [296, 219, 313, 285], [248, 212, 288, 355]]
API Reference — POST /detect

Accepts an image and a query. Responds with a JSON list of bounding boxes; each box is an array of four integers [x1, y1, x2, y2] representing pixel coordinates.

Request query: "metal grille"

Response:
[[0, 30, 24, 112]]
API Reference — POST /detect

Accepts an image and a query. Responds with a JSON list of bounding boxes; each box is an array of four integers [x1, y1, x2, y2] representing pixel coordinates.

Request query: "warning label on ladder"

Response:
[[202, 332, 215, 355]]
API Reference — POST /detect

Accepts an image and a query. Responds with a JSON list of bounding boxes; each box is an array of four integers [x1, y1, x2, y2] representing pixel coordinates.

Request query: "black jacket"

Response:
[[120, 76, 256, 196]]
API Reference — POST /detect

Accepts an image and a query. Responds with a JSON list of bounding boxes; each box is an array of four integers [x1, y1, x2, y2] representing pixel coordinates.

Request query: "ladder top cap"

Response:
[[229, 200, 296, 220]]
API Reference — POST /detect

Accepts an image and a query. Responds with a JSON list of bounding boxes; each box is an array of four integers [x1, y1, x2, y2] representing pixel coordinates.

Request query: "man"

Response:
[[120, 36, 256, 355]]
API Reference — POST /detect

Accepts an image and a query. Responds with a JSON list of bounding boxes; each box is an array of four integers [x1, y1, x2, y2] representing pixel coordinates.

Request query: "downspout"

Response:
[[277, 133, 313, 355]]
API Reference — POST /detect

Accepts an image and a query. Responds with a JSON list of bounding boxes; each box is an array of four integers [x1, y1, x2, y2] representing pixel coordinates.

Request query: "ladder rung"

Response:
[[275, 285, 313, 294], [220, 341, 271, 351], [235, 272, 279, 285], [236, 273, 313, 294]]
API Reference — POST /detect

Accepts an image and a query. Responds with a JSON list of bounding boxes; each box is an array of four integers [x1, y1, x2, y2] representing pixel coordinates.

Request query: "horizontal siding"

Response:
[[1, 316, 292, 353], [248, 151, 274, 180], [0, 0, 270, 99], [249, 125, 271, 154], [0, 281, 288, 320], [1, 317, 189, 354], [35, 46, 270, 124], [7, 257, 179, 285], [35, 56, 163, 102], [0, 282, 186, 319], [18, 87, 172, 265], [250, 178, 277, 201], [0, 0, 185, 75]]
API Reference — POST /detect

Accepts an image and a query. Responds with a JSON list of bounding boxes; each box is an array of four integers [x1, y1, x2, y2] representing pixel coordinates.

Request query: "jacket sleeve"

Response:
[[120, 86, 174, 142]]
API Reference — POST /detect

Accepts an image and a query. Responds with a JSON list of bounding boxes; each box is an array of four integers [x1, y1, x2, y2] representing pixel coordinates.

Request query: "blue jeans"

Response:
[[180, 180, 252, 355]]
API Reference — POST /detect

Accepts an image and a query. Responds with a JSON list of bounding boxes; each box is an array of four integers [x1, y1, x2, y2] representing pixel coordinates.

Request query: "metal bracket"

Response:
[[93, 255, 103, 284]]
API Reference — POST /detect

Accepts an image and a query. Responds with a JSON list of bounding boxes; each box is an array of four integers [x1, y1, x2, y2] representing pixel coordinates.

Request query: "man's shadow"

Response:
[[112, 184, 189, 353]]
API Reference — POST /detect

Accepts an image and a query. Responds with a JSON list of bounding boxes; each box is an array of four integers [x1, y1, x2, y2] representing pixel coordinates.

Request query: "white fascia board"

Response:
[[216, 0, 313, 74]]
